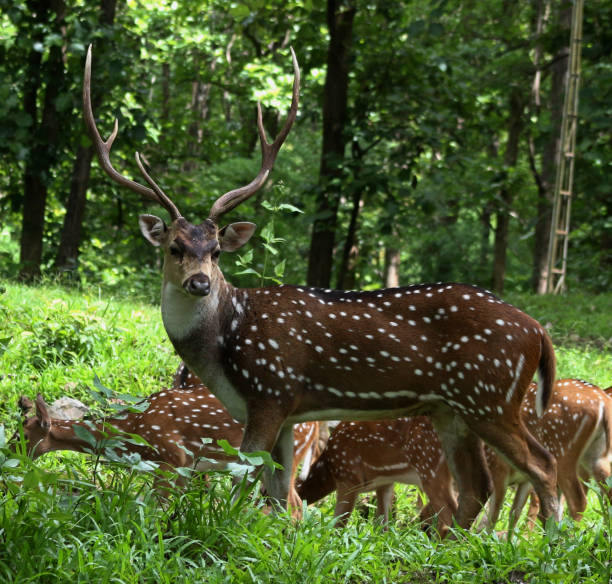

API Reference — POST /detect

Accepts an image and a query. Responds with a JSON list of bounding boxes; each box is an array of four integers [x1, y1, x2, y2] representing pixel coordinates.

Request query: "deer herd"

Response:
[[10, 46, 612, 539]]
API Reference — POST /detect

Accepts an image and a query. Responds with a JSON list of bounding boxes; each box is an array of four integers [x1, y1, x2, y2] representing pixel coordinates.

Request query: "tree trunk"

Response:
[[54, 0, 117, 273], [306, 0, 355, 288], [186, 55, 214, 164], [384, 247, 401, 288], [55, 145, 94, 271], [19, 0, 66, 281], [478, 201, 494, 283], [492, 90, 525, 294], [531, 1, 571, 293], [336, 189, 362, 290]]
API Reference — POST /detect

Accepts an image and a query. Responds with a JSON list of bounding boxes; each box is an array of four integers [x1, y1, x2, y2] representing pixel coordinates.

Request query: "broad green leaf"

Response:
[[72, 424, 98, 449], [274, 259, 286, 278]]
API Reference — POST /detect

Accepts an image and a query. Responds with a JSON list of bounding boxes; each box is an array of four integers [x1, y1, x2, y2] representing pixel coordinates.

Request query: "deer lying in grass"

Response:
[[298, 416, 457, 532], [16, 385, 318, 514], [482, 378, 612, 530]]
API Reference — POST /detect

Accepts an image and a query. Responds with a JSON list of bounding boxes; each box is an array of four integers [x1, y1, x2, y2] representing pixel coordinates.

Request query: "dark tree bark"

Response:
[[19, 0, 66, 281], [54, 0, 117, 273], [478, 201, 494, 282], [54, 145, 95, 271], [306, 0, 356, 288], [492, 89, 525, 294], [336, 140, 366, 290]]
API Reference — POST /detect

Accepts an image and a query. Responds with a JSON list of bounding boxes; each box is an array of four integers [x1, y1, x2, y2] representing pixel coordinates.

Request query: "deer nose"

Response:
[[184, 273, 210, 296]]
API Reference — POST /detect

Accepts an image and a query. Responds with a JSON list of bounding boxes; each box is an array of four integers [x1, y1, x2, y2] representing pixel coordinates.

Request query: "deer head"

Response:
[[15, 394, 53, 458], [83, 46, 299, 300]]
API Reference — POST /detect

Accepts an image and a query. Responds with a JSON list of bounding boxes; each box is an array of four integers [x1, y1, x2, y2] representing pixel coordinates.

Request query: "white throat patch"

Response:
[[161, 281, 219, 341]]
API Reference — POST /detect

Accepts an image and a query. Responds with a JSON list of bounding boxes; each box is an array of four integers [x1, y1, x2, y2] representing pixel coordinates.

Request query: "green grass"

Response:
[[506, 290, 612, 388], [1, 280, 611, 583]]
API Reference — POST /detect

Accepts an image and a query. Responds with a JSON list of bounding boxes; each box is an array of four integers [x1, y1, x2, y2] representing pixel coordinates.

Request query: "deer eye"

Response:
[[212, 249, 221, 262], [169, 243, 183, 258]]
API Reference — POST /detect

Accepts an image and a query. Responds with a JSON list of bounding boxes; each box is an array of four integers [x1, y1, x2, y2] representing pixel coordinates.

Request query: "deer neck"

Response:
[[46, 420, 111, 454], [161, 277, 226, 342], [43, 416, 146, 458], [160, 276, 248, 420]]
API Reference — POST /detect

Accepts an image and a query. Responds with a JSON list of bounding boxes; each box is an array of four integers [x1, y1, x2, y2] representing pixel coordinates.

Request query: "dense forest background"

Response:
[[0, 0, 610, 301]]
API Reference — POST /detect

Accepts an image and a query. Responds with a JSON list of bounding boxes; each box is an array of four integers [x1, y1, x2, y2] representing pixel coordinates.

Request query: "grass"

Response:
[[1, 279, 611, 583]]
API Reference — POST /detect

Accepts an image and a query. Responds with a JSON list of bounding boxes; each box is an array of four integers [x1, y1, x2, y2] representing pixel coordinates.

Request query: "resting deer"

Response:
[[83, 45, 559, 529], [482, 379, 612, 530], [298, 416, 457, 532], [15, 387, 318, 513]]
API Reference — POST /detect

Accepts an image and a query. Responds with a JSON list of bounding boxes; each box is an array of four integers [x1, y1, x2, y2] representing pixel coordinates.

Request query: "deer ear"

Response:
[[18, 396, 35, 417], [218, 222, 256, 252], [139, 214, 167, 247], [35, 394, 51, 432]]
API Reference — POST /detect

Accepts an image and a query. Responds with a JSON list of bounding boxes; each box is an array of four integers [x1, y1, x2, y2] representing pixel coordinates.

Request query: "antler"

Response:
[[83, 45, 182, 221], [208, 47, 300, 224]]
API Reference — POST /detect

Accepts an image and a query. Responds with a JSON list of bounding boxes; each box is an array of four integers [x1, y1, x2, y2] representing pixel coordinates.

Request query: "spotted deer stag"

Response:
[[482, 379, 612, 530], [298, 417, 457, 532], [83, 45, 558, 529], [16, 388, 318, 513]]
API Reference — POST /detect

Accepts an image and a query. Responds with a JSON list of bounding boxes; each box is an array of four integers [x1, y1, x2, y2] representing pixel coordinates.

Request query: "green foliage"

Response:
[[233, 188, 304, 286], [0, 280, 176, 421], [0, 0, 609, 293]]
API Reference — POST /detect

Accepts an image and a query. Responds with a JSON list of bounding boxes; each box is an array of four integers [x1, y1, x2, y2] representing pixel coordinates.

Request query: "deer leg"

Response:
[[590, 458, 612, 503], [239, 404, 288, 506], [431, 413, 491, 531], [264, 425, 295, 508], [470, 418, 558, 524], [557, 460, 587, 521], [508, 481, 532, 531], [375, 484, 394, 527], [298, 440, 316, 482], [525, 490, 540, 530], [334, 482, 358, 527], [580, 445, 612, 504], [480, 456, 511, 531], [420, 470, 457, 533]]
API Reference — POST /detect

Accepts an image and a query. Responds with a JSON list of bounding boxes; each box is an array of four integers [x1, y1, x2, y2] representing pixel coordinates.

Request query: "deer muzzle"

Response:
[[183, 273, 211, 296]]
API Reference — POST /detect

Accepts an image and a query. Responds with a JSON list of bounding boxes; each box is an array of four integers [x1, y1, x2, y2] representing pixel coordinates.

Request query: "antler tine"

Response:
[[83, 45, 182, 221], [135, 152, 182, 219], [208, 47, 300, 223]]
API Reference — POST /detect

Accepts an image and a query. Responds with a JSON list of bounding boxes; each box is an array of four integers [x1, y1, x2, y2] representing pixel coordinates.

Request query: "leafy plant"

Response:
[[234, 186, 303, 286]]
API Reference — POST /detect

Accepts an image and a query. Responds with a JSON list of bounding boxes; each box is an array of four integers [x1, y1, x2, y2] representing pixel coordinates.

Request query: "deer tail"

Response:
[[535, 331, 556, 418], [601, 395, 612, 456]]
